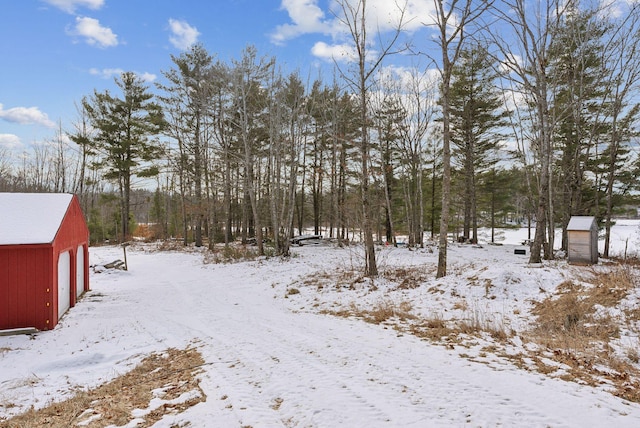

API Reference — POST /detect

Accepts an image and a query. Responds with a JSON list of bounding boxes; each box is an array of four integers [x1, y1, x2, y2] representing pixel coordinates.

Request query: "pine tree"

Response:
[[373, 96, 405, 245], [449, 43, 508, 243], [157, 43, 216, 247], [84, 72, 165, 241], [548, 7, 609, 250]]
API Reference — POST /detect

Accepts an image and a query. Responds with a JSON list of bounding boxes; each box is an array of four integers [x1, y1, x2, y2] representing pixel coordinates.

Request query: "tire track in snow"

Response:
[[144, 263, 559, 427], [247, 315, 570, 427], [141, 261, 400, 426], [208, 259, 568, 427], [140, 269, 297, 426], [96, 250, 639, 427]]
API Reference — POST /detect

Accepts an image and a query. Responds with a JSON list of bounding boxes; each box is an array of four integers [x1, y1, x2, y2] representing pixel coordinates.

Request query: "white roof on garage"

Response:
[[0, 193, 73, 245]]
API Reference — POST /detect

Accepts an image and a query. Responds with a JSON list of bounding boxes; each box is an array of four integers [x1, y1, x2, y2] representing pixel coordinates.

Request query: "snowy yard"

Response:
[[2, 224, 640, 427]]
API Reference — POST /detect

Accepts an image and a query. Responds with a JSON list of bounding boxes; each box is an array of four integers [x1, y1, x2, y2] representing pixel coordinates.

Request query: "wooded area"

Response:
[[1, 0, 640, 276]]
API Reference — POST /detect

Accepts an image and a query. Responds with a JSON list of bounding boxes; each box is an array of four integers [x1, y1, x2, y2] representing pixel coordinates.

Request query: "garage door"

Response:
[[76, 245, 85, 298], [58, 251, 71, 319]]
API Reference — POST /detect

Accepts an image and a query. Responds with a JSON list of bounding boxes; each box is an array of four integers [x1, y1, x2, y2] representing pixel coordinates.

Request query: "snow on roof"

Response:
[[567, 215, 596, 231], [0, 193, 73, 245]]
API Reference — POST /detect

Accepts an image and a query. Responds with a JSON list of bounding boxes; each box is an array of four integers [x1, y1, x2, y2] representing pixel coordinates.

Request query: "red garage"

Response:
[[0, 193, 89, 331]]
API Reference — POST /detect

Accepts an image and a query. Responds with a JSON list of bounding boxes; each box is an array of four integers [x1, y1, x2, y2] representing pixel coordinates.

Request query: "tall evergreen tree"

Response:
[[480, 167, 516, 242], [158, 43, 215, 247], [548, 7, 609, 250], [84, 72, 165, 241], [373, 96, 404, 245], [449, 43, 508, 243]]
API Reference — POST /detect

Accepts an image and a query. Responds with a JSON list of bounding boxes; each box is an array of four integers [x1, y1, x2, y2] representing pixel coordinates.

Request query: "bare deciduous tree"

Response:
[[68, 99, 96, 214], [491, 0, 567, 263], [599, 3, 640, 257], [333, 0, 407, 277], [267, 71, 308, 256], [395, 67, 438, 247], [230, 46, 274, 256], [426, 0, 491, 277]]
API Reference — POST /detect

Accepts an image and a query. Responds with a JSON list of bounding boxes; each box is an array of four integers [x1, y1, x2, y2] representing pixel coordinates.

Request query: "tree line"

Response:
[[1, 0, 640, 277]]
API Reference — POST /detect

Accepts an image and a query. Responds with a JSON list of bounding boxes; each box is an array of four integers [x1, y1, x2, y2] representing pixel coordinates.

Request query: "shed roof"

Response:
[[0, 193, 74, 245], [567, 215, 596, 231]]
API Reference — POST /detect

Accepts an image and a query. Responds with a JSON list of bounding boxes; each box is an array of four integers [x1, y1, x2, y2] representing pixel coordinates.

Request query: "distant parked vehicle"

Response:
[[290, 234, 323, 246]]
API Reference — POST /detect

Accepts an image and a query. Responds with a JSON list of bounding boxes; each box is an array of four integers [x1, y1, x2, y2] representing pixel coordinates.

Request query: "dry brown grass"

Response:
[[524, 264, 640, 402], [380, 266, 432, 290], [301, 269, 369, 291], [323, 300, 416, 325], [624, 305, 640, 323], [301, 265, 431, 293], [271, 397, 284, 411], [409, 316, 458, 341], [310, 263, 513, 344], [286, 287, 300, 297], [153, 239, 192, 252], [1, 347, 206, 428], [530, 266, 635, 349], [627, 346, 640, 364], [366, 300, 416, 323], [203, 244, 262, 264], [457, 308, 511, 341]]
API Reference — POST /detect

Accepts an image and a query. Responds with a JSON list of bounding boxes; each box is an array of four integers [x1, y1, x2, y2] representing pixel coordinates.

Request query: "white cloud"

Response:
[[89, 67, 124, 79], [0, 104, 56, 128], [379, 64, 439, 90], [89, 68, 157, 82], [502, 85, 527, 114], [68, 16, 118, 48], [273, 0, 436, 62], [272, 0, 434, 45], [310, 41, 356, 62], [351, 0, 435, 33], [0, 134, 22, 150], [168, 19, 200, 50], [271, 0, 332, 45], [598, 0, 633, 19], [42, 0, 104, 14], [138, 72, 157, 82], [499, 53, 525, 77]]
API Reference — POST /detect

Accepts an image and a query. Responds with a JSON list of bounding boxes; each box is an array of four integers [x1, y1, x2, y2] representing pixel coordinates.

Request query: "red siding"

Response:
[[52, 196, 90, 311], [0, 245, 53, 330], [0, 194, 89, 331]]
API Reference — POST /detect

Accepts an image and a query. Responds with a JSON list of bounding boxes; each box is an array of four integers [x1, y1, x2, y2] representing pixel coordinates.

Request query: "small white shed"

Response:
[[567, 216, 598, 265]]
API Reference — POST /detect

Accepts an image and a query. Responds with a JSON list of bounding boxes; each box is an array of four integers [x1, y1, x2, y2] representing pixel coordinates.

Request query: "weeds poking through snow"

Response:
[[285, 251, 640, 404], [458, 305, 510, 341], [523, 265, 640, 402], [322, 299, 416, 325], [204, 245, 262, 263]]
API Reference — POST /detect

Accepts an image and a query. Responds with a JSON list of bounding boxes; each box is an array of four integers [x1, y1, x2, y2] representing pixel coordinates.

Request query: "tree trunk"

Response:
[[437, 66, 452, 278], [530, 93, 552, 264]]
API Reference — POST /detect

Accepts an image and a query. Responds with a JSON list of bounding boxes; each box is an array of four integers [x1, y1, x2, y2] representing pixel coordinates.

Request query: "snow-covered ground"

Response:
[[2, 223, 640, 427]]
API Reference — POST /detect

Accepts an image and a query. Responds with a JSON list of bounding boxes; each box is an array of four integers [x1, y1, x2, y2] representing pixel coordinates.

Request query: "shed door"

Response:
[[76, 245, 85, 298], [58, 251, 71, 319]]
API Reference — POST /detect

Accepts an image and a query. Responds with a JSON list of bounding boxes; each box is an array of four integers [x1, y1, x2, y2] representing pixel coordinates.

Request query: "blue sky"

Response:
[[0, 0, 434, 154]]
